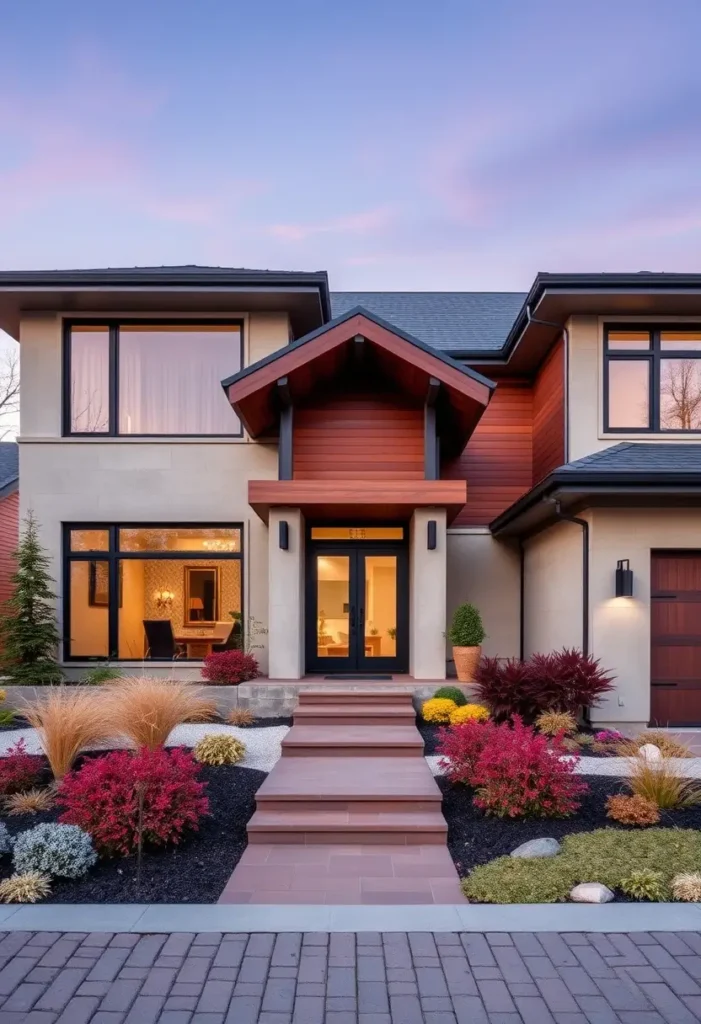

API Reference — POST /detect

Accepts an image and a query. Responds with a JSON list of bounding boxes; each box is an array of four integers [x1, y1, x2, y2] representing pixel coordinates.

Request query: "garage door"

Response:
[[651, 551, 701, 726]]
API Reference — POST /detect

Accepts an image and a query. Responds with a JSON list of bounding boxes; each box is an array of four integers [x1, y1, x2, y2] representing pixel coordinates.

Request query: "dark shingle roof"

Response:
[[0, 443, 18, 492], [330, 292, 525, 353], [562, 443, 701, 474]]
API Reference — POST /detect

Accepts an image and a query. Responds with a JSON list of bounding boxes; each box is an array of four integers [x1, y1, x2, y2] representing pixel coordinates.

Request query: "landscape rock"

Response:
[[569, 882, 614, 904], [638, 743, 662, 763], [510, 838, 561, 859]]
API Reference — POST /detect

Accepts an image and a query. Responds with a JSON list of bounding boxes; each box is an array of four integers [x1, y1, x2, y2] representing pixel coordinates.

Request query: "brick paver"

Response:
[[1, 931, 701, 1021]]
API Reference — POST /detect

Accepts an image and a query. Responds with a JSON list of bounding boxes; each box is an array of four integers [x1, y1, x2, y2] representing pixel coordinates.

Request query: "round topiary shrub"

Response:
[[421, 698, 457, 723], [13, 823, 97, 879], [447, 604, 486, 647], [449, 703, 490, 725], [193, 734, 246, 766], [433, 686, 467, 707]]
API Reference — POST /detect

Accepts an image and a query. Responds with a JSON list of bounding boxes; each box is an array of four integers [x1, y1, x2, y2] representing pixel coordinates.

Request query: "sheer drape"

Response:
[[70, 329, 110, 432], [118, 326, 241, 434]]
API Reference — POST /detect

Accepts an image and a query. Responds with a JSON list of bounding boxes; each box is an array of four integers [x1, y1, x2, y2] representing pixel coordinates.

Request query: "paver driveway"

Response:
[[1, 928, 701, 1022]]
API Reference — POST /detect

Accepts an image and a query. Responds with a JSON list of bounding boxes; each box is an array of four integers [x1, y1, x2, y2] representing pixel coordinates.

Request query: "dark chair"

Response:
[[212, 619, 243, 653], [143, 620, 182, 659]]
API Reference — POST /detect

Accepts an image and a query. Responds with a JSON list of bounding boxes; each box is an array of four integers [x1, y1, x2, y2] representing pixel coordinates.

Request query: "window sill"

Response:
[[20, 436, 250, 445]]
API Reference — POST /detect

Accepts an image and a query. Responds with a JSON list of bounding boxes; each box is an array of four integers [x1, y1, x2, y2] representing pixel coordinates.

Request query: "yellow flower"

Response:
[[0, 689, 6, 704], [421, 698, 457, 723], [450, 703, 489, 725]]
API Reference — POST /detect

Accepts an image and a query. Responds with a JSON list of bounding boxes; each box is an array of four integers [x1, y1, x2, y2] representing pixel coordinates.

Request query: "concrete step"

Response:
[[247, 807, 447, 845], [281, 724, 424, 758], [255, 756, 441, 806], [293, 704, 416, 726], [297, 689, 414, 706]]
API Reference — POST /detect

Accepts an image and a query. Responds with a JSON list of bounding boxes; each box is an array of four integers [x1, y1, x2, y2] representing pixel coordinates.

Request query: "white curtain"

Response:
[[71, 330, 109, 432]]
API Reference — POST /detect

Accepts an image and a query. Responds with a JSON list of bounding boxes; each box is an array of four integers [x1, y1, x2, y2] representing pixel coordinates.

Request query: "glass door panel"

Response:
[[316, 555, 351, 659], [363, 555, 397, 659]]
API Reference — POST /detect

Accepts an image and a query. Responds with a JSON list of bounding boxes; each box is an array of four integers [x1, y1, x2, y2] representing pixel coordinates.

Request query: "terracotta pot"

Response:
[[453, 645, 481, 682]]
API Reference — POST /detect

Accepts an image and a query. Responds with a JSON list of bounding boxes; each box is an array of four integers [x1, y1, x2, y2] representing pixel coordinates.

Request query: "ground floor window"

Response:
[[64, 525, 243, 660]]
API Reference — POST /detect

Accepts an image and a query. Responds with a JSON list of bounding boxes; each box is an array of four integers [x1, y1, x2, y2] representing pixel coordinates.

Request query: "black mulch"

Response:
[[0, 717, 30, 734], [1, 755, 267, 904], [438, 774, 701, 879], [243, 717, 291, 729]]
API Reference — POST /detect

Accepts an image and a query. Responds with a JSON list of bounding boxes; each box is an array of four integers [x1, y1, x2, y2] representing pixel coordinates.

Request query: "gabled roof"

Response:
[[0, 443, 18, 496], [331, 292, 525, 354], [561, 442, 701, 474], [223, 306, 495, 449]]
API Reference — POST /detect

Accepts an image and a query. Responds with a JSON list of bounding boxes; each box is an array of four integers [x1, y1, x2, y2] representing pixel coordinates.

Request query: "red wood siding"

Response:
[[293, 393, 424, 480], [532, 336, 565, 484], [0, 491, 19, 608], [442, 383, 533, 527]]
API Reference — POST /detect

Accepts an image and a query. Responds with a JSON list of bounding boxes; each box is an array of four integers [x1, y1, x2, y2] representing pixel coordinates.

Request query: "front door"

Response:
[[651, 550, 701, 725], [306, 529, 408, 674]]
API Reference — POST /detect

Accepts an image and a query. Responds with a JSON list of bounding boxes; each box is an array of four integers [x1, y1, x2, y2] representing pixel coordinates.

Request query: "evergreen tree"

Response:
[[0, 512, 63, 684]]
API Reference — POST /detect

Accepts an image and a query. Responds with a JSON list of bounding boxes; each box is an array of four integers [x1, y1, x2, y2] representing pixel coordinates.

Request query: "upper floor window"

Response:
[[65, 321, 243, 436], [605, 326, 701, 432]]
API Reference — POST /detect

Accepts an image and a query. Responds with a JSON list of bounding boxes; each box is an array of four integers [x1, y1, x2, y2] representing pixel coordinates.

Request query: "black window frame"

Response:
[[604, 323, 701, 434], [62, 318, 245, 438], [63, 522, 244, 661]]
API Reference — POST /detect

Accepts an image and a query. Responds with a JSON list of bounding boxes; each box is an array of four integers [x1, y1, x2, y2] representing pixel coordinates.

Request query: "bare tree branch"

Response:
[[660, 358, 701, 429], [0, 349, 20, 440]]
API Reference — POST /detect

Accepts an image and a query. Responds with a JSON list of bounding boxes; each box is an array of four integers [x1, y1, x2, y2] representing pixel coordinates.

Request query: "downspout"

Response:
[[552, 501, 590, 722], [526, 306, 570, 461], [518, 539, 525, 660]]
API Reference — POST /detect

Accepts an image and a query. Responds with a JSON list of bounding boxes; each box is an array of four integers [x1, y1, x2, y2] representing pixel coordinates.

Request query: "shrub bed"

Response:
[[0, 751, 266, 903], [439, 772, 701, 900]]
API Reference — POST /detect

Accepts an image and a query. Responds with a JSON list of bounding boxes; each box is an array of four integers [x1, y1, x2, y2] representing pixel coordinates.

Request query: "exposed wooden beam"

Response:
[[277, 377, 293, 480]]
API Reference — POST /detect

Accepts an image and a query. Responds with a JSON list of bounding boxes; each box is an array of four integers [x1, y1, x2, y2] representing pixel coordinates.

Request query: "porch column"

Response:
[[268, 507, 305, 679], [410, 507, 447, 679]]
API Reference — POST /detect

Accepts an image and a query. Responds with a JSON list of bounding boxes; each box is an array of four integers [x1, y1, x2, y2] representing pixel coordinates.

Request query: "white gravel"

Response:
[[425, 754, 701, 778], [0, 724, 289, 775]]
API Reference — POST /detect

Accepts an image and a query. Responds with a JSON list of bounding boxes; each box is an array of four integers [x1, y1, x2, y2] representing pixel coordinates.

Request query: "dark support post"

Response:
[[424, 377, 440, 480], [277, 377, 293, 480]]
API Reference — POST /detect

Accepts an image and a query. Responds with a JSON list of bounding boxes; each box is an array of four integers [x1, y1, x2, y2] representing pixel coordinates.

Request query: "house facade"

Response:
[[3, 267, 701, 729]]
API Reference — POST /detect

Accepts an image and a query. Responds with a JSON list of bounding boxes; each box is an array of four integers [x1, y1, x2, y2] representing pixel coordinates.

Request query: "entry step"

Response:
[[281, 724, 424, 757]]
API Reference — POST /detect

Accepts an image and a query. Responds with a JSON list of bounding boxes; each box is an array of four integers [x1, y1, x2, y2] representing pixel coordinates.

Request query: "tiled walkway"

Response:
[[220, 692, 462, 905], [3, 929, 701, 1022]]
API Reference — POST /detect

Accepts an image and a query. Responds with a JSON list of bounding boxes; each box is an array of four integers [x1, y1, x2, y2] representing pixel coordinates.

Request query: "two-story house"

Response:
[[1, 266, 701, 730]]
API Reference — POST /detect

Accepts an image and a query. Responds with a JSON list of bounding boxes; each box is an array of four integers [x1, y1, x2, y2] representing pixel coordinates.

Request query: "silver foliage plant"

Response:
[[0, 822, 13, 856], [13, 823, 97, 879]]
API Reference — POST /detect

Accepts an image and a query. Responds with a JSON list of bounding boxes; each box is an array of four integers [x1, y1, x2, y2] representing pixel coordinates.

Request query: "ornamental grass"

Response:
[[0, 873, 51, 904], [103, 677, 216, 751], [626, 757, 701, 810], [22, 688, 108, 780]]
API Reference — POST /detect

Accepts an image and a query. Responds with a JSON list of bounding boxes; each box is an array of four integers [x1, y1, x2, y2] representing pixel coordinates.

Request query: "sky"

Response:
[[2, 0, 701, 302]]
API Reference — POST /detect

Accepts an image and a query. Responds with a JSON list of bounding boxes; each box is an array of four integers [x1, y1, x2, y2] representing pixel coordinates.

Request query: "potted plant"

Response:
[[447, 603, 486, 682]]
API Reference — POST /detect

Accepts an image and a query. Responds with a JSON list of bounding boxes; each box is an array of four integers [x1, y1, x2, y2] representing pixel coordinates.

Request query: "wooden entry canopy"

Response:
[[222, 308, 495, 523]]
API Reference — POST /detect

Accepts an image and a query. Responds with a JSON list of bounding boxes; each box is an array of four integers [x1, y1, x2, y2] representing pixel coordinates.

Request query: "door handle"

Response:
[[350, 606, 356, 634]]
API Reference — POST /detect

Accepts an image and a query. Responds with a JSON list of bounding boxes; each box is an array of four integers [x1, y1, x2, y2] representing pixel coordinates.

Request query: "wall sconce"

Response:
[[427, 520, 437, 550], [615, 559, 634, 598], [279, 520, 289, 550], [154, 589, 174, 611]]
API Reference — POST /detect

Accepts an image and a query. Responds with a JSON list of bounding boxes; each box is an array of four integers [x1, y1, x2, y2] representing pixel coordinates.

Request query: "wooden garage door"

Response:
[[651, 551, 701, 725]]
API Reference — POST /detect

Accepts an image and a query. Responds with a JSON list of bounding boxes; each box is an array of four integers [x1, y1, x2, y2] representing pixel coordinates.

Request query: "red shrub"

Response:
[[437, 719, 499, 785], [57, 747, 209, 857], [201, 650, 259, 685], [474, 649, 614, 722], [0, 739, 44, 795], [471, 716, 588, 818]]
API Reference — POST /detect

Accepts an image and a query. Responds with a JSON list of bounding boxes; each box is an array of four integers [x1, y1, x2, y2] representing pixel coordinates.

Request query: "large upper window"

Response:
[[605, 326, 701, 432], [65, 322, 243, 436], [64, 525, 243, 660]]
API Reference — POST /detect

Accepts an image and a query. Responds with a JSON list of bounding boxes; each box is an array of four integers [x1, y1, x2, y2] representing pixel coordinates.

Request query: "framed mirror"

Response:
[[184, 566, 219, 625]]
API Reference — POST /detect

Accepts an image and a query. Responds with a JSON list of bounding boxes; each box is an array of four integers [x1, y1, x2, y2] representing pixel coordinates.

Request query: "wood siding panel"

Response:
[[532, 337, 565, 485], [0, 491, 18, 609], [651, 551, 701, 725], [293, 394, 424, 481], [442, 384, 533, 527]]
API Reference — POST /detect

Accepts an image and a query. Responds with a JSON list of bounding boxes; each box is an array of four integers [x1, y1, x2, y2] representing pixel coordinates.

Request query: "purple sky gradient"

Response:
[[2, 0, 701, 297]]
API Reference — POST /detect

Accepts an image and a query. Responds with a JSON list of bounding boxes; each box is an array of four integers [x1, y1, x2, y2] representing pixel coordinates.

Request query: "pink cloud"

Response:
[[268, 206, 395, 242]]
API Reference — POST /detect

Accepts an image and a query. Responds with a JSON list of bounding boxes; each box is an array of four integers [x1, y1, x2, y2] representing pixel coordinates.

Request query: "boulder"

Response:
[[510, 838, 561, 859], [638, 743, 662, 763], [569, 882, 614, 904]]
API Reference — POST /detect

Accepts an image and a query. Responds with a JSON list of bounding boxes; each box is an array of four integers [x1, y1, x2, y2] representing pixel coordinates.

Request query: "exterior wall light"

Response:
[[615, 559, 634, 598], [427, 520, 437, 550], [279, 520, 289, 550]]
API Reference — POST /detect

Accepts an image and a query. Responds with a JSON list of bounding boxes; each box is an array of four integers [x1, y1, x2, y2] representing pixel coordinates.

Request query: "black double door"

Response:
[[306, 541, 408, 674]]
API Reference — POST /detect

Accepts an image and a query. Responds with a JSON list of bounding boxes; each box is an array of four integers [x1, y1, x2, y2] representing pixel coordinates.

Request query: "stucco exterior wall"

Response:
[[410, 508, 447, 679], [446, 530, 520, 659], [523, 519, 584, 658], [267, 508, 305, 679]]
